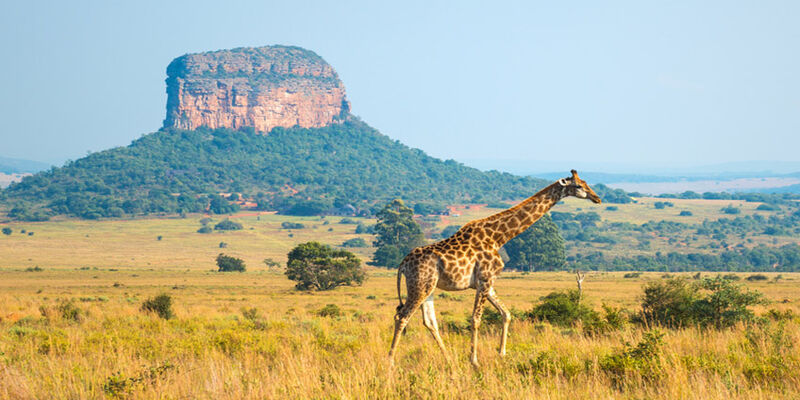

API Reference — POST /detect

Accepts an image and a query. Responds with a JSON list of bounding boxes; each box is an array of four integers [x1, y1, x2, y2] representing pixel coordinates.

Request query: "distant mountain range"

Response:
[[0, 156, 51, 174]]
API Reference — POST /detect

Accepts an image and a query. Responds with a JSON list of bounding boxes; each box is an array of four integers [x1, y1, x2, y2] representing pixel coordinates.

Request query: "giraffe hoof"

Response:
[[470, 357, 480, 368]]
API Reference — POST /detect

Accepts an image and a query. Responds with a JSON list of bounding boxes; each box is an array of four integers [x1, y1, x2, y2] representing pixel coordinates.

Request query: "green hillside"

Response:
[[0, 118, 550, 220]]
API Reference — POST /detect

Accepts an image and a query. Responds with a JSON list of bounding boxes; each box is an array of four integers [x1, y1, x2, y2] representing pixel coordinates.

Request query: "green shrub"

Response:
[[57, 300, 83, 322], [196, 226, 213, 234], [637, 277, 767, 329], [214, 219, 243, 231], [262, 258, 281, 268], [241, 307, 260, 322], [2, 227, 11, 235], [216, 253, 246, 272], [281, 221, 305, 229], [315, 304, 343, 317], [605, 206, 618, 211], [722, 273, 741, 281], [339, 218, 358, 224], [600, 330, 665, 387], [341, 238, 367, 248], [528, 290, 591, 327], [637, 278, 698, 328], [623, 272, 642, 279], [141, 294, 174, 319], [525, 290, 622, 335], [679, 210, 693, 216], [741, 322, 797, 384], [746, 274, 769, 282], [24, 266, 44, 272], [721, 205, 741, 214]]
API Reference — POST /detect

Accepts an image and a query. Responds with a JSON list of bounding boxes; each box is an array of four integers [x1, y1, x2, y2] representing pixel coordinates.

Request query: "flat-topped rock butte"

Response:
[[163, 45, 350, 132]]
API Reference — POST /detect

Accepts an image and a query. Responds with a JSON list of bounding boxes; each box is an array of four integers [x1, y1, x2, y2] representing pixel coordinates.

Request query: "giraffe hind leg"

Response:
[[421, 293, 448, 356], [469, 283, 491, 368], [388, 282, 429, 364], [486, 287, 512, 356]]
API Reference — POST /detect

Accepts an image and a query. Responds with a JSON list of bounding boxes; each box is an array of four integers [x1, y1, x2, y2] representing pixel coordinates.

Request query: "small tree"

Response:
[[286, 242, 365, 290], [216, 253, 246, 272], [370, 199, 426, 268], [141, 294, 174, 319], [691, 277, 767, 328], [1, 227, 11, 235]]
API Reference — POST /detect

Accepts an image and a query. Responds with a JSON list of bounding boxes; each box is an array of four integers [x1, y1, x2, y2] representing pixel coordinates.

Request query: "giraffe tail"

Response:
[[395, 265, 404, 312]]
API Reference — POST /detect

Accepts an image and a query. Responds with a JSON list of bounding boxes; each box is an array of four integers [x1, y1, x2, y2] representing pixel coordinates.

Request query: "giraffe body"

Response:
[[388, 170, 601, 367]]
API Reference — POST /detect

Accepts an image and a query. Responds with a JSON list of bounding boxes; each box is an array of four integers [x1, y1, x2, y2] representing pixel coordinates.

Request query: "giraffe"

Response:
[[388, 169, 601, 367]]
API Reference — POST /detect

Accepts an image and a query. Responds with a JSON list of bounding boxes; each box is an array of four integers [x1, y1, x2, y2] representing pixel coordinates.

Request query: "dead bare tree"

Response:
[[575, 270, 586, 303]]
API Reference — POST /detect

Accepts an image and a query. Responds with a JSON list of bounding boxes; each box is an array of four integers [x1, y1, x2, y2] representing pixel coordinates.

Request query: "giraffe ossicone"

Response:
[[388, 170, 601, 367]]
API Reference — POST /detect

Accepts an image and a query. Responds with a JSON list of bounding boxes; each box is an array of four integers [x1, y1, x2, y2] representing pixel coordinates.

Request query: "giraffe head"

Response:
[[558, 169, 601, 204]]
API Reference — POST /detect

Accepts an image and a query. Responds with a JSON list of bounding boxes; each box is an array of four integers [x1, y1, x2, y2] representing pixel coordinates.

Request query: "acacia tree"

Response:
[[286, 242, 365, 290], [502, 214, 566, 271], [370, 199, 426, 268]]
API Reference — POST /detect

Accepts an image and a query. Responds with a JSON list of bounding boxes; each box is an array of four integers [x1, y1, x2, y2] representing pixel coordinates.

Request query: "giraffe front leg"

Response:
[[469, 285, 490, 368], [486, 287, 512, 356]]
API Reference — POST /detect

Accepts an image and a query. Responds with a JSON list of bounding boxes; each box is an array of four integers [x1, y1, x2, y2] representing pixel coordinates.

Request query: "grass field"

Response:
[[0, 268, 798, 399], [1, 201, 799, 398]]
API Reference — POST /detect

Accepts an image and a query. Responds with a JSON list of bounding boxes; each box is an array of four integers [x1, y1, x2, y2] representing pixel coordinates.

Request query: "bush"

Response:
[[605, 206, 618, 211], [339, 218, 358, 224], [214, 219, 243, 231], [216, 253, 246, 272], [637, 277, 767, 329], [196, 226, 213, 234], [679, 210, 693, 216], [57, 300, 83, 322], [638, 278, 698, 328], [623, 272, 642, 279], [281, 221, 305, 229], [286, 242, 365, 290], [2, 227, 11, 235], [722, 273, 741, 281], [355, 223, 375, 234], [756, 204, 777, 211], [600, 330, 665, 387], [746, 274, 769, 281], [341, 238, 367, 247], [721, 205, 741, 214], [263, 258, 281, 268], [141, 294, 174, 319], [315, 304, 343, 317]]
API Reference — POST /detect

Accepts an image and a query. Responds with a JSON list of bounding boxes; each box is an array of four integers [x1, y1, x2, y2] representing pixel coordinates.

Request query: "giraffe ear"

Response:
[[558, 178, 568, 186]]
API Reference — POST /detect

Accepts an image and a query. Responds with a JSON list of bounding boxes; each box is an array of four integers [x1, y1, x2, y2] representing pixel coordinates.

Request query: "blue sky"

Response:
[[1, 1, 798, 173]]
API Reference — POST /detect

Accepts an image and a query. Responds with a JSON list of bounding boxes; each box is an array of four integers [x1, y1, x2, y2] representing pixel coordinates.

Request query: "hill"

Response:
[[0, 118, 549, 220], [0, 156, 51, 174]]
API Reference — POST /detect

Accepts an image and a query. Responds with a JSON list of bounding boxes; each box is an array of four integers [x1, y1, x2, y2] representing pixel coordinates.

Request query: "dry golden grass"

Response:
[[1, 207, 799, 398], [1, 268, 798, 399]]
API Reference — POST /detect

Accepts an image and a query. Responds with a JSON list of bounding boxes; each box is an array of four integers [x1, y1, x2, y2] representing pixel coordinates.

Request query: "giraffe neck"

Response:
[[479, 182, 565, 246]]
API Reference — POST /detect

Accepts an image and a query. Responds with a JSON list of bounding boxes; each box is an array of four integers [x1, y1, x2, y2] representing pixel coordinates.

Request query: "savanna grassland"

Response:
[[1, 199, 800, 399]]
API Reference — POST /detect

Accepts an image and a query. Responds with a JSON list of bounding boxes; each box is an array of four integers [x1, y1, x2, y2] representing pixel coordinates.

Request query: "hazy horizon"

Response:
[[2, 1, 799, 171]]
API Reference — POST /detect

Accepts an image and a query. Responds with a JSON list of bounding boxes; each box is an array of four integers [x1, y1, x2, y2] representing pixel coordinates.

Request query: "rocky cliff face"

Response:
[[163, 45, 350, 132]]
